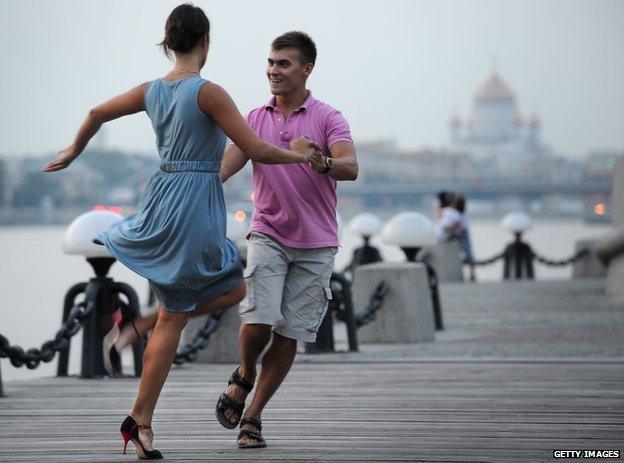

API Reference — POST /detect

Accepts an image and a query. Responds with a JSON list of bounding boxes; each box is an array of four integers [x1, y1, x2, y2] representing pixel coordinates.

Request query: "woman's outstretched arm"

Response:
[[43, 82, 150, 172], [199, 82, 318, 165]]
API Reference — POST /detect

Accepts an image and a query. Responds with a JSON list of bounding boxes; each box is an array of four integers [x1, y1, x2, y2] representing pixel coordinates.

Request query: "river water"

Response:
[[0, 219, 610, 383]]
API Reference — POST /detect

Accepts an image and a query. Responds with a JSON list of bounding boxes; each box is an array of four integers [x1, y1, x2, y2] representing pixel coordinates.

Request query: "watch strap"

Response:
[[318, 156, 332, 174]]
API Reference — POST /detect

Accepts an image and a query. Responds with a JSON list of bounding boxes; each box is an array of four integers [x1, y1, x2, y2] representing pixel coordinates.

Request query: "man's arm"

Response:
[[220, 144, 249, 183], [312, 141, 358, 181]]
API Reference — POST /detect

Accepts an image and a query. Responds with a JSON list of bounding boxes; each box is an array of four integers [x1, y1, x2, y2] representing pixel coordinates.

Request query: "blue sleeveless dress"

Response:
[[99, 77, 243, 313]]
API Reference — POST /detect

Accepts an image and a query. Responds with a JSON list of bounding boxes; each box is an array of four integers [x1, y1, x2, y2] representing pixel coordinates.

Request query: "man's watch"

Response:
[[319, 156, 334, 174]]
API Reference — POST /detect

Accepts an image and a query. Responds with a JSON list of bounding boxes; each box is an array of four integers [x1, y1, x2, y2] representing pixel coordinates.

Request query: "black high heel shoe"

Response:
[[104, 321, 141, 377], [120, 415, 163, 460]]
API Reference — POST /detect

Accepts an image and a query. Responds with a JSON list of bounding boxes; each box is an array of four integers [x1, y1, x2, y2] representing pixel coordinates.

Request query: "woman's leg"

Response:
[[129, 306, 189, 449], [194, 282, 246, 317], [115, 283, 246, 350]]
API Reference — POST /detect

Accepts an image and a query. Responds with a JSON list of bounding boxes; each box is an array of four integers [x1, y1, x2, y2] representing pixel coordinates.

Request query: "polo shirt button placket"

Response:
[[280, 113, 291, 143]]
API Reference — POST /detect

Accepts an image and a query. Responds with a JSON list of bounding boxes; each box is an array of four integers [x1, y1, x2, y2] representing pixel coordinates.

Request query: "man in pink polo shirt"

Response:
[[216, 31, 358, 448]]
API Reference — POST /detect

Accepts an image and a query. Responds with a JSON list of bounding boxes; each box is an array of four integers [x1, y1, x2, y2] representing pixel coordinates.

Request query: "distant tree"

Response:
[[82, 149, 157, 188], [11, 150, 158, 210], [12, 171, 64, 208]]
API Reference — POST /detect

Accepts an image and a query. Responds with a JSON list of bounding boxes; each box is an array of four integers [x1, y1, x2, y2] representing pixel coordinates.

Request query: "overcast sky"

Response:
[[1, 0, 623, 159]]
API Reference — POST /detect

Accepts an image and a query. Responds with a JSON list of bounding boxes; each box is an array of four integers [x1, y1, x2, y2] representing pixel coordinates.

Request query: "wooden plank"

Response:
[[1, 362, 622, 462]]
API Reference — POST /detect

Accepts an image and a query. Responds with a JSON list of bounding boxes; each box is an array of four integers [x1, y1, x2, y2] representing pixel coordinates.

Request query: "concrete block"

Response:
[[572, 239, 607, 278], [606, 254, 624, 301], [181, 306, 241, 363], [420, 242, 464, 282], [353, 262, 435, 343]]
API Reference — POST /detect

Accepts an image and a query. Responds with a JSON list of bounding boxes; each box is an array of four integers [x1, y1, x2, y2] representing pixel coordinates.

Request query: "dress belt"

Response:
[[160, 160, 221, 173]]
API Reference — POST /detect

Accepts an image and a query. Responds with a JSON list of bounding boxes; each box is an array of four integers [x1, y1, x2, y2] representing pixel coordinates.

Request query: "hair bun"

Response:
[[159, 4, 210, 57]]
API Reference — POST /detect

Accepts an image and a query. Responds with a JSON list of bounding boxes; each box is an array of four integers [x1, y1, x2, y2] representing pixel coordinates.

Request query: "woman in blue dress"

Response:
[[43, 4, 317, 459]]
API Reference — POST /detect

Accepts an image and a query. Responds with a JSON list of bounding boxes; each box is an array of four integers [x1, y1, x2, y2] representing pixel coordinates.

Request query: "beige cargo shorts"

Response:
[[238, 231, 337, 343]]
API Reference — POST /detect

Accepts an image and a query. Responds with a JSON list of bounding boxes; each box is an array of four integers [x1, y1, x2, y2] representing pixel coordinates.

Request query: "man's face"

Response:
[[266, 47, 313, 96]]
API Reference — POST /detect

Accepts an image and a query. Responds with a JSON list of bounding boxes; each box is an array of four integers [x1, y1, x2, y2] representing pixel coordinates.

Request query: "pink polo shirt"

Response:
[[243, 91, 352, 249]]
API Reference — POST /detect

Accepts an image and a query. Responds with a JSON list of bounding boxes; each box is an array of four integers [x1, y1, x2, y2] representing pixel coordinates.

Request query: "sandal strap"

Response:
[[217, 393, 244, 414], [240, 417, 262, 431], [228, 367, 253, 393], [238, 429, 264, 442]]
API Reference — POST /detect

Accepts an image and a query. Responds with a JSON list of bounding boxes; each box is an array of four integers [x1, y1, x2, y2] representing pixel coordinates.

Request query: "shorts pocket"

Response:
[[303, 285, 334, 334], [324, 286, 333, 301], [238, 265, 257, 315]]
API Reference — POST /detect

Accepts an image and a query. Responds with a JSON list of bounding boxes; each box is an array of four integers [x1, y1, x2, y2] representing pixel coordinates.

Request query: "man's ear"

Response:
[[304, 63, 314, 76]]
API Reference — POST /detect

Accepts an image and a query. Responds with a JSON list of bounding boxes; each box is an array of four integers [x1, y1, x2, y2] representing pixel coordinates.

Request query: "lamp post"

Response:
[[58, 210, 143, 378], [347, 212, 384, 271], [501, 211, 534, 280], [382, 212, 444, 330]]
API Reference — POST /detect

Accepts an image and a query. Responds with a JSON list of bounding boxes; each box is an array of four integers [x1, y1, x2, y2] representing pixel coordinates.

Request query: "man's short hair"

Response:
[[271, 31, 317, 65]]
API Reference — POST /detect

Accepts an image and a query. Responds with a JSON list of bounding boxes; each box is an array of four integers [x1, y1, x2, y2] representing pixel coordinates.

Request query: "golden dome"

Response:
[[475, 71, 515, 102]]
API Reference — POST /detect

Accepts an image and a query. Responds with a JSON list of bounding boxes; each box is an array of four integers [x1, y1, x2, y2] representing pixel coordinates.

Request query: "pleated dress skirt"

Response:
[[99, 160, 243, 313]]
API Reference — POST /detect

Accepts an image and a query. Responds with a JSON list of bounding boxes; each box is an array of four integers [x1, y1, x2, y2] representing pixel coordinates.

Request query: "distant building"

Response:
[[355, 139, 474, 183], [449, 70, 553, 175]]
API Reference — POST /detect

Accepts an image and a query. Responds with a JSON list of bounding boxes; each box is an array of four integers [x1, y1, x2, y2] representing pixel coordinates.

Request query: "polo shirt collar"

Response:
[[264, 90, 315, 112]]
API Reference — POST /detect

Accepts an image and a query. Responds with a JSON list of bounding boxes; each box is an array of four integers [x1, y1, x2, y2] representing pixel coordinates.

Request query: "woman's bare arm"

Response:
[[199, 82, 316, 164], [43, 82, 150, 172], [220, 144, 249, 183]]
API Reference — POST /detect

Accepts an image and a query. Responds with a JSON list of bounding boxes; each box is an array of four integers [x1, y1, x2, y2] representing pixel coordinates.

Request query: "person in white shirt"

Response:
[[435, 192, 476, 281]]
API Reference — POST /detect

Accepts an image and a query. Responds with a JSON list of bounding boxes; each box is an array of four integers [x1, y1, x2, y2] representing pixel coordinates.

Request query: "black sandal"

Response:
[[215, 367, 254, 429], [237, 417, 267, 449]]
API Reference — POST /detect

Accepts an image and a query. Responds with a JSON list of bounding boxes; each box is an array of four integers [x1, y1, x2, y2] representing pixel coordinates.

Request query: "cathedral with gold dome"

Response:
[[449, 71, 552, 173]]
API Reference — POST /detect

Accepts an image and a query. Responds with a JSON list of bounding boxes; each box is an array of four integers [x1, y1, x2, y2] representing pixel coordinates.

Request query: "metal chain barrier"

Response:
[[330, 278, 349, 323], [0, 300, 94, 369], [472, 248, 588, 268], [334, 280, 389, 328], [473, 251, 506, 266], [533, 248, 589, 267], [354, 281, 389, 327], [173, 310, 224, 365]]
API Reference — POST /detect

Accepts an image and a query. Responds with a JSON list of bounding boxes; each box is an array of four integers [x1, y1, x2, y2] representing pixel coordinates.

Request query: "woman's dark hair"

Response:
[[452, 195, 466, 214], [271, 31, 317, 65], [159, 4, 210, 57], [437, 191, 455, 208]]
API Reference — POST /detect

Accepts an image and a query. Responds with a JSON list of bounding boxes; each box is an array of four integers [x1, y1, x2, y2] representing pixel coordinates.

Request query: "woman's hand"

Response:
[[42, 145, 81, 172], [290, 136, 321, 162]]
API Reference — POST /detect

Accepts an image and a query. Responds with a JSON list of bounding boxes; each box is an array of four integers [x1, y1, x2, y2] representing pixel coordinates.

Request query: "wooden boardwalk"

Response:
[[1, 360, 622, 462]]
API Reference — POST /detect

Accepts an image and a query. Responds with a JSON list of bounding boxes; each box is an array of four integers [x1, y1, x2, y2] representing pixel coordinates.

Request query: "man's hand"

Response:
[[290, 136, 322, 162], [309, 149, 328, 172]]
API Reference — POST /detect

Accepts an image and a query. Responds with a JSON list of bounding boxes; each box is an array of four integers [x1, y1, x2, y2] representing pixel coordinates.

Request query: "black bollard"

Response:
[[333, 273, 359, 352], [402, 247, 444, 331], [57, 257, 143, 378], [346, 236, 383, 273], [503, 233, 535, 280], [305, 309, 335, 353], [424, 263, 444, 330], [305, 273, 359, 353], [81, 258, 118, 378]]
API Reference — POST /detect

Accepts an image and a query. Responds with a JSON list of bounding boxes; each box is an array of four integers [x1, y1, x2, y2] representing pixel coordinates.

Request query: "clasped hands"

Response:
[[290, 136, 328, 173]]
